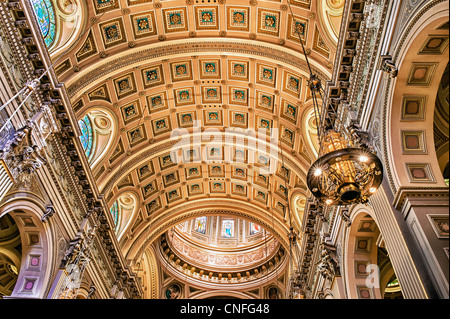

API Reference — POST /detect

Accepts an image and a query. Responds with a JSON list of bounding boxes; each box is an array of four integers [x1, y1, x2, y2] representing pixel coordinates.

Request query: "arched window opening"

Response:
[[433, 62, 449, 185], [30, 0, 56, 48], [249, 222, 261, 235], [109, 201, 119, 227], [194, 216, 207, 234], [78, 115, 93, 159]]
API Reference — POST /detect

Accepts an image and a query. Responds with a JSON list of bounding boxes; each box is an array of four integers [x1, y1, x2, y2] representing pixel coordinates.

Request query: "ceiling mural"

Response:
[[50, 0, 343, 290]]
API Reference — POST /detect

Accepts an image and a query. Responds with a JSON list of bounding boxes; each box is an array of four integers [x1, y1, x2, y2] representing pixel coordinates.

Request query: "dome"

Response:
[[158, 215, 286, 287]]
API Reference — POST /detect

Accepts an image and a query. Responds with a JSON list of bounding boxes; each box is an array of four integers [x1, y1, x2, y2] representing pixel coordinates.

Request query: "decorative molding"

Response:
[[66, 41, 330, 99]]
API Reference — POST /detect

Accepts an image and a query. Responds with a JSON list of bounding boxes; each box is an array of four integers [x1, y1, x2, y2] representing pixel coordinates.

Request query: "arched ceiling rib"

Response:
[[54, 0, 343, 261]]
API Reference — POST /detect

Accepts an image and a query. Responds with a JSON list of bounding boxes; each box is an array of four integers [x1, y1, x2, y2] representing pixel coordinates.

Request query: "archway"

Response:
[[343, 205, 403, 299], [0, 199, 53, 299]]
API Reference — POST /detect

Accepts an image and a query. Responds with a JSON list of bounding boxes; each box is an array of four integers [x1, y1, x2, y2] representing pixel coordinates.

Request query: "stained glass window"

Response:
[[249, 222, 261, 235], [78, 115, 93, 158], [31, 0, 56, 48], [110, 201, 119, 226], [194, 216, 207, 234], [221, 219, 235, 238]]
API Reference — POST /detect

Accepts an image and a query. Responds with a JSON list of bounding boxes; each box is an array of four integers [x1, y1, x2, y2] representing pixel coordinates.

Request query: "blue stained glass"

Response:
[[78, 115, 93, 158], [31, 0, 56, 47], [110, 201, 119, 226], [222, 219, 234, 238]]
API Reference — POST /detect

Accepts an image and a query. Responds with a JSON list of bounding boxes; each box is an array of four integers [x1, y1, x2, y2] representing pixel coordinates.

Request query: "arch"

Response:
[[343, 204, 403, 299], [384, 2, 449, 192], [0, 199, 54, 299], [110, 190, 140, 244], [289, 189, 309, 230], [77, 107, 117, 169], [134, 246, 159, 299]]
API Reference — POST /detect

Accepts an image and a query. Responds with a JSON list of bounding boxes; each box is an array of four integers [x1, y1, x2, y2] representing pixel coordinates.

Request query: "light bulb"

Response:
[[359, 155, 368, 162], [314, 168, 322, 176]]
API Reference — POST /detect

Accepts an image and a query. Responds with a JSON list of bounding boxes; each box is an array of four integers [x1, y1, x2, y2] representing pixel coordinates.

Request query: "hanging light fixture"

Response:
[[307, 128, 383, 206], [285, 1, 383, 207]]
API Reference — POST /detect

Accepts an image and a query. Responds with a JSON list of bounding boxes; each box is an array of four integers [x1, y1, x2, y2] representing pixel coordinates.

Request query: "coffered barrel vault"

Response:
[[53, 0, 341, 270], [1, 0, 446, 301]]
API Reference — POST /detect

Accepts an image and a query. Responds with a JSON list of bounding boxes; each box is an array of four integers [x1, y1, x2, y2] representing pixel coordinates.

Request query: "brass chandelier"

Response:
[[285, 4, 383, 207]]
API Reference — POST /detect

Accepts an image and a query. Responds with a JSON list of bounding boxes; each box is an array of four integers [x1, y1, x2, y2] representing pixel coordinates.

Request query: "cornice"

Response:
[[392, 186, 449, 211]]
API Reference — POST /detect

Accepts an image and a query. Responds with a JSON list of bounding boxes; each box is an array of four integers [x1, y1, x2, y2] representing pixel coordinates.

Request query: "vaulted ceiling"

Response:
[[51, 0, 343, 267]]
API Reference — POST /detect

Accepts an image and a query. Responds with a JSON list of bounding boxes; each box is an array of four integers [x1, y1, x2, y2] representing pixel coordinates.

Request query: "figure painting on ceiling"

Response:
[[282, 128, 294, 143], [169, 13, 182, 25], [257, 191, 266, 201], [213, 182, 223, 190], [162, 155, 173, 165], [235, 168, 245, 177], [294, 21, 306, 37], [165, 173, 176, 184], [235, 149, 245, 161], [211, 165, 222, 174], [139, 164, 150, 177]]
